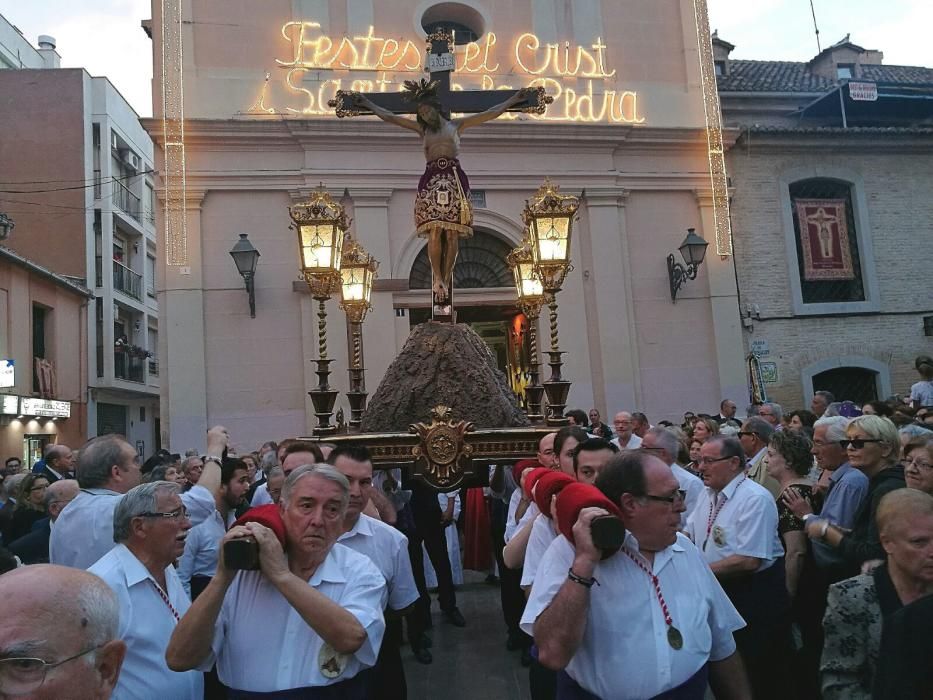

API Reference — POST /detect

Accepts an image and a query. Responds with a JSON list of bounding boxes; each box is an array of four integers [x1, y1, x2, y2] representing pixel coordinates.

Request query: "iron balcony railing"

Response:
[[112, 179, 141, 221], [113, 260, 142, 301]]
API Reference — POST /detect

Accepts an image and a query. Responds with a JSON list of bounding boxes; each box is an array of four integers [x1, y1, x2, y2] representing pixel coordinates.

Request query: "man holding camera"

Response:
[[166, 464, 386, 699], [522, 452, 750, 699], [329, 445, 419, 699]]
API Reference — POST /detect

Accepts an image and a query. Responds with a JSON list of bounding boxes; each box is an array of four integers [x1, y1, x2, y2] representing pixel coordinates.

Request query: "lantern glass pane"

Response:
[[341, 266, 366, 302], [333, 229, 345, 270], [535, 216, 569, 262], [518, 261, 543, 298], [300, 224, 334, 270]]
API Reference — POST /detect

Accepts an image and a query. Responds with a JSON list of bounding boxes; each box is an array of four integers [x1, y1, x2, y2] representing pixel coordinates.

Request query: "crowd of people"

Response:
[[0, 357, 932, 699]]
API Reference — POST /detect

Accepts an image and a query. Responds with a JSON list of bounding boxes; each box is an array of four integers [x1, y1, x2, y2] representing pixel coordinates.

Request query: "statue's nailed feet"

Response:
[[433, 278, 448, 303]]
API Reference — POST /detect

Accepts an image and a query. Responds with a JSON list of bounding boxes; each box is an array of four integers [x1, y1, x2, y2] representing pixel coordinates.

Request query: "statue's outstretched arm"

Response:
[[350, 93, 422, 133], [455, 88, 534, 131]]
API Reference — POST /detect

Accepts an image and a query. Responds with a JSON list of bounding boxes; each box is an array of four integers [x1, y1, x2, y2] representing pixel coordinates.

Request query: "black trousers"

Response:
[[367, 616, 406, 700], [404, 501, 456, 647]]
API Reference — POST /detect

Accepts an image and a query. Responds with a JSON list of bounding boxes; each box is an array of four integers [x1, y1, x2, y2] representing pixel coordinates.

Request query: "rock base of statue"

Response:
[[360, 321, 530, 433]]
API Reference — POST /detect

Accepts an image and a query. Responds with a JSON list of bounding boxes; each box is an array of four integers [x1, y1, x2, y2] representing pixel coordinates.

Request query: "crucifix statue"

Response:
[[329, 30, 551, 321]]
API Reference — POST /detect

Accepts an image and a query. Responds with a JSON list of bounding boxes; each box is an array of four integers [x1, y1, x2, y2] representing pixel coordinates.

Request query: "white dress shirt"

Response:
[[337, 513, 419, 612], [520, 513, 558, 587], [610, 434, 643, 450], [685, 472, 784, 572], [504, 488, 539, 544], [250, 482, 272, 506], [671, 463, 705, 527], [51, 485, 215, 569], [521, 533, 744, 699], [89, 544, 202, 700], [177, 509, 237, 596], [201, 543, 387, 693]]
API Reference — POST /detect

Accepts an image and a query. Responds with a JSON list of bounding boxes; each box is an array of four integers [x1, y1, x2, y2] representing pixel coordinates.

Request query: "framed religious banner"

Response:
[[794, 199, 856, 281]]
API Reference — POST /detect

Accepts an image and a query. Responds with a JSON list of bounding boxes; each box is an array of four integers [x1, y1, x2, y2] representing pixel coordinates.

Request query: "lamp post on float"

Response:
[[338, 238, 379, 430], [523, 179, 580, 426], [507, 235, 547, 423], [289, 186, 349, 435]]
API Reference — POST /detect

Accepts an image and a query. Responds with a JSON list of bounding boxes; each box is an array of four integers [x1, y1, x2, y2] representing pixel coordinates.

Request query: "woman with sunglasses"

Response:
[[804, 415, 905, 577]]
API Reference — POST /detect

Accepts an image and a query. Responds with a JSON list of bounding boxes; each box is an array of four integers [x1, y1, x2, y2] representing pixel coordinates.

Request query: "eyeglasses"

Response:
[[138, 506, 189, 520], [0, 644, 102, 695], [29, 484, 48, 492], [640, 490, 687, 506], [906, 456, 933, 470], [697, 455, 735, 466], [839, 439, 883, 449]]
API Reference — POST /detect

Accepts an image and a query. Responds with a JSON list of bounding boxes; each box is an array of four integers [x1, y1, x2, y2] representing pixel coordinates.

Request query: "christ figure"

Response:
[[351, 82, 535, 302]]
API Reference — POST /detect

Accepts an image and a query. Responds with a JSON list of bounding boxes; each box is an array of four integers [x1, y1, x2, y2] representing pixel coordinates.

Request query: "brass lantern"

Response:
[[522, 179, 580, 294], [339, 239, 379, 324], [288, 187, 349, 297], [506, 236, 546, 309]]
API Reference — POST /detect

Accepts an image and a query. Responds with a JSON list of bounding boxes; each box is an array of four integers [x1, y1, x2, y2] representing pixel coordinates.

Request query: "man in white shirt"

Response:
[[686, 436, 791, 700], [329, 445, 419, 700], [641, 427, 704, 527], [738, 417, 781, 498], [166, 464, 386, 698], [51, 427, 229, 569], [178, 458, 252, 598], [523, 451, 749, 699], [610, 411, 643, 450], [89, 481, 203, 699]]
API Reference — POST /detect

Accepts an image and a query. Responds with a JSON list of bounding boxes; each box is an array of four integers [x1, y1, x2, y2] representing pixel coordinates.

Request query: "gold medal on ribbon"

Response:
[[318, 642, 349, 679], [712, 525, 726, 547]]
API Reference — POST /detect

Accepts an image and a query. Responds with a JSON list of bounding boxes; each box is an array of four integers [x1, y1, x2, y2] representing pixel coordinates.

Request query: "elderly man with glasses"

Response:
[[737, 417, 781, 498], [523, 451, 750, 699], [685, 436, 791, 700], [88, 480, 201, 699], [0, 564, 126, 699]]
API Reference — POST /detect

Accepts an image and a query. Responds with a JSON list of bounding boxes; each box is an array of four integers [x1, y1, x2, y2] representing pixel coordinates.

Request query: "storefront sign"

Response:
[[19, 397, 71, 418], [0, 395, 17, 415], [0, 360, 13, 389], [252, 23, 645, 124]]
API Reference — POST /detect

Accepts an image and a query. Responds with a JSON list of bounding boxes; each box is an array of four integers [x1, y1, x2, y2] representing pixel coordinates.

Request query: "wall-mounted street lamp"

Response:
[[507, 235, 547, 423], [523, 179, 580, 426], [0, 212, 15, 240], [667, 228, 709, 302], [229, 233, 260, 317]]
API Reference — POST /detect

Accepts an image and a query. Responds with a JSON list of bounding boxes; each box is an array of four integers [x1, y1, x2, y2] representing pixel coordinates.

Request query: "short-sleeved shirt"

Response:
[[686, 472, 784, 572], [202, 543, 387, 693], [910, 380, 933, 407], [177, 509, 237, 596], [337, 513, 419, 612], [51, 484, 215, 569], [521, 533, 744, 699], [504, 488, 539, 544], [520, 513, 558, 587], [89, 544, 202, 700], [671, 463, 705, 527]]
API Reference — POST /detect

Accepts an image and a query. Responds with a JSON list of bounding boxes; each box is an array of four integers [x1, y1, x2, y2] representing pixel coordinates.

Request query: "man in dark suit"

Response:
[[39, 444, 76, 483], [714, 399, 738, 424], [8, 478, 78, 563]]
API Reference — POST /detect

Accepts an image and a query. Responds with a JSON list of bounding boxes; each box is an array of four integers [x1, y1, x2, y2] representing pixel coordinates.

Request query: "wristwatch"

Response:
[[802, 513, 816, 525], [203, 455, 223, 468]]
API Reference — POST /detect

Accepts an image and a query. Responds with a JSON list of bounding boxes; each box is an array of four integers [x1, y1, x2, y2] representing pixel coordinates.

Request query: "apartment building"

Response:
[[0, 18, 160, 455]]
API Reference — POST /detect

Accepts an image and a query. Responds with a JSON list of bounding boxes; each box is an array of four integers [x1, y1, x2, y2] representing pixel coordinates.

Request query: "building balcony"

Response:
[[113, 260, 142, 301], [114, 351, 145, 383], [148, 360, 159, 376], [112, 179, 141, 222]]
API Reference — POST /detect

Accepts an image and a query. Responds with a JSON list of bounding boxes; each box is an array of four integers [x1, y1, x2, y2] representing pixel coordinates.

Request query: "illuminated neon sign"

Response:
[[251, 23, 645, 124]]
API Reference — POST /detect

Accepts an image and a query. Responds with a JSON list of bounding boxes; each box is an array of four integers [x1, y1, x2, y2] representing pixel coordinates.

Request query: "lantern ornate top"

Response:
[[339, 238, 380, 323], [288, 187, 351, 231], [521, 179, 580, 226]]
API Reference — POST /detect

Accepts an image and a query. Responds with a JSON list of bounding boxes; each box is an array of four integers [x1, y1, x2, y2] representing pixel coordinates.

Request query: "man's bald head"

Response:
[[45, 478, 79, 521], [0, 565, 125, 699]]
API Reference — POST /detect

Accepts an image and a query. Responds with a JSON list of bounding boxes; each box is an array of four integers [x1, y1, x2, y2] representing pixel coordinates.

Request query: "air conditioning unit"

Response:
[[123, 152, 140, 171]]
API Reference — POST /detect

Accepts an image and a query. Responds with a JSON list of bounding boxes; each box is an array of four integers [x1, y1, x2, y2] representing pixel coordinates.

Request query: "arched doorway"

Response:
[[407, 230, 529, 395], [812, 367, 880, 405]]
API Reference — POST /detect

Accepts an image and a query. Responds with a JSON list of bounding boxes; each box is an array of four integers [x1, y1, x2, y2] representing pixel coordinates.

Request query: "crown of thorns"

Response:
[[402, 79, 440, 103]]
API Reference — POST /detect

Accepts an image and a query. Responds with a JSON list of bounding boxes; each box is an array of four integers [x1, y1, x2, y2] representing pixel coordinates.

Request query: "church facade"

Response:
[[145, 0, 746, 449]]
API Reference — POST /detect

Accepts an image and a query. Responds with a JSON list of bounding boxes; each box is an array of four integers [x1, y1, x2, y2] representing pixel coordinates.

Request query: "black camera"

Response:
[[223, 537, 261, 570]]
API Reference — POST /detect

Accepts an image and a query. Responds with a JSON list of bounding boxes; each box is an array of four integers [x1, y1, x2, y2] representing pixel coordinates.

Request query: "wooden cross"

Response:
[[329, 31, 550, 322]]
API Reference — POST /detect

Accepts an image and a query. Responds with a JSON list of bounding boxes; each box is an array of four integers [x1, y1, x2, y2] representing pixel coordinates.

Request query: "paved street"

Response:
[[403, 571, 531, 700]]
